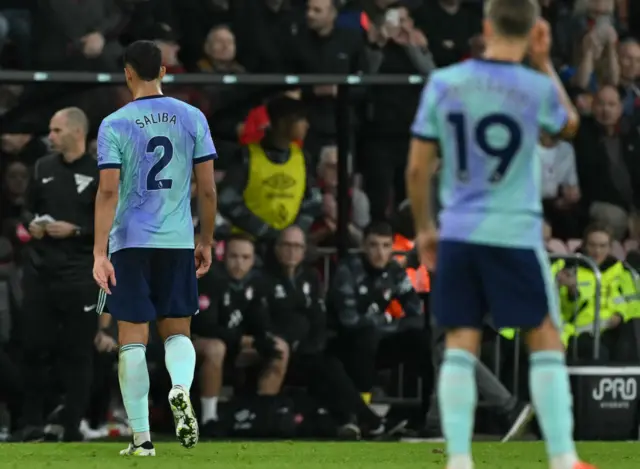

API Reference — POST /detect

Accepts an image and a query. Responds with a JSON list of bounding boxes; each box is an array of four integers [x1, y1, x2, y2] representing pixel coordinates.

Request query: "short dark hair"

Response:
[[123, 40, 163, 81], [363, 221, 393, 239], [485, 0, 539, 38], [226, 233, 255, 246], [583, 223, 613, 244]]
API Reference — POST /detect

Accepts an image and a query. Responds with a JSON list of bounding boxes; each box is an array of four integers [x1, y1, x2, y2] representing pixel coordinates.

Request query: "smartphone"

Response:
[[385, 9, 400, 27]]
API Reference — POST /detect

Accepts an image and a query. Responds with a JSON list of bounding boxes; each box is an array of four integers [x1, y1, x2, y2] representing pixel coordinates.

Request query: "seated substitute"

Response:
[[217, 94, 321, 245], [328, 221, 431, 428], [264, 225, 386, 439], [191, 233, 289, 437]]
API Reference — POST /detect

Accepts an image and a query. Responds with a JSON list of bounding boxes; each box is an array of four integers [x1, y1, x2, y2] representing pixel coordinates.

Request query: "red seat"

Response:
[[611, 241, 625, 260], [567, 239, 582, 252], [547, 238, 568, 254]]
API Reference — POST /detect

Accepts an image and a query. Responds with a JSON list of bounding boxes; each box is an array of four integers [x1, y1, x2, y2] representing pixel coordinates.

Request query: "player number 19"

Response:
[[146, 136, 174, 190], [447, 112, 522, 183]]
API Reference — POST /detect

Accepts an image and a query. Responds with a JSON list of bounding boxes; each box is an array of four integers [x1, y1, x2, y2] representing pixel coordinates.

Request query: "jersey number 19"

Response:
[[146, 136, 174, 191], [447, 112, 522, 184]]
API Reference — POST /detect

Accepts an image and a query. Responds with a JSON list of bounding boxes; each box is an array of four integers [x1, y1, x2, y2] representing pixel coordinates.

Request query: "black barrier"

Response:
[[569, 366, 640, 440], [0, 71, 426, 85]]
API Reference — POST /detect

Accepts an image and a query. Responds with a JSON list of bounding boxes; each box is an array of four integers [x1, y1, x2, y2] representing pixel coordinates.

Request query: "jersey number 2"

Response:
[[447, 112, 522, 183], [146, 136, 173, 190]]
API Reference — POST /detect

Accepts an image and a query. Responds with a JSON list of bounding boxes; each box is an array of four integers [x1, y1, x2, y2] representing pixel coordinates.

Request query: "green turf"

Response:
[[0, 441, 638, 469]]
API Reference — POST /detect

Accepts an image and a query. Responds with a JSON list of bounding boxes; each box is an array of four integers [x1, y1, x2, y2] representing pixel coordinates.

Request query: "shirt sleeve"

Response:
[[411, 75, 440, 141], [97, 120, 122, 169], [193, 109, 217, 164], [538, 78, 569, 136]]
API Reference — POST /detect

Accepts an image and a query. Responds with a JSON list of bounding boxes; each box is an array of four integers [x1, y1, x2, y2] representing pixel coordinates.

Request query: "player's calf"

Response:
[[525, 316, 580, 469], [117, 321, 153, 452], [440, 328, 482, 469]]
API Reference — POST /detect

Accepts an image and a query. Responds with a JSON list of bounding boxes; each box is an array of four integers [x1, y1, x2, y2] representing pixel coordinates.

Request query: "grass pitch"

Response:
[[0, 441, 638, 469]]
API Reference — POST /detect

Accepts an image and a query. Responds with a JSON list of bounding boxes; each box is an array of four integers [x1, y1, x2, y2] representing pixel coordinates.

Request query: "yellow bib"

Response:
[[239, 143, 306, 231]]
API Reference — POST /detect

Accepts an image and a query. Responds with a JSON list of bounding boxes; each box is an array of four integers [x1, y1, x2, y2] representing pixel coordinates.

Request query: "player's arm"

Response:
[[406, 77, 440, 233], [537, 61, 580, 140], [193, 110, 218, 247], [94, 121, 121, 257]]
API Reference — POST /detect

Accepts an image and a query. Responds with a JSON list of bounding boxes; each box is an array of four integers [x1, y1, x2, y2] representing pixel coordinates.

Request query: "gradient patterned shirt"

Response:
[[97, 95, 216, 253], [411, 59, 569, 248]]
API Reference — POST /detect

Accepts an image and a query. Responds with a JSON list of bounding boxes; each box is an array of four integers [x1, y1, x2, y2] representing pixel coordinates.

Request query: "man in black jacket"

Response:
[[328, 221, 431, 427], [192, 234, 289, 437], [15, 107, 99, 442], [265, 225, 386, 440]]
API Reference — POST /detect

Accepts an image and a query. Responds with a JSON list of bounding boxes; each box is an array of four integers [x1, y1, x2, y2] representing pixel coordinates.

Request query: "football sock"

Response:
[[164, 334, 196, 390], [529, 351, 578, 466], [439, 348, 477, 462], [200, 397, 219, 423], [118, 344, 151, 442]]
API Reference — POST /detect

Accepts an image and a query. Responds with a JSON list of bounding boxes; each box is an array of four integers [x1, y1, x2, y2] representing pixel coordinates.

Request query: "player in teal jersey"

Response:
[[406, 1, 595, 469], [93, 40, 217, 456]]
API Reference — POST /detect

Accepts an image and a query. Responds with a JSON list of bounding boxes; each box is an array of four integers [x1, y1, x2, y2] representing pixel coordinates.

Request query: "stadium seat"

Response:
[[624, 239, 638, 254], [611, 241, 625, 260], [567, 239, 582, 252], [547, 238, 568, 254]]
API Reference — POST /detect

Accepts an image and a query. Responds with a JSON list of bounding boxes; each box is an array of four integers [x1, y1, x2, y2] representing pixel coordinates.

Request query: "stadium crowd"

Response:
[[0, 0, 640, 444]]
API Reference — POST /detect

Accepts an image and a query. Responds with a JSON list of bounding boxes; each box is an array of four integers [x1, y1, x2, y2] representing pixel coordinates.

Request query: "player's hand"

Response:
[[416, 226, 438, 271], [94, 330, 118, 353], [93, 255, 116, 295], [28, 221, 45, 240], [45, 221, 77, 238], [194, 242, 212, 278], [528, 18, 552, 68]]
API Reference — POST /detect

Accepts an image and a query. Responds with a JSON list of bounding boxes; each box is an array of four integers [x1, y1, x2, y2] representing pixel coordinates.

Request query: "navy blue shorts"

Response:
[[431, 240, 559, 330], [100, 248, 198, 323]]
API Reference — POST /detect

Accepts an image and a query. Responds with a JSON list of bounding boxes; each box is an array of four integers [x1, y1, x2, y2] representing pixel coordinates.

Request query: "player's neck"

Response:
[[132, 84, 163, 100], [483, 41, 526, 63]]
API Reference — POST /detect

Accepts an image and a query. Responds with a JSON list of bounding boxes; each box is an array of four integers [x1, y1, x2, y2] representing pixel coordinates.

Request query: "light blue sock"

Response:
[[529, 351, 577, 458], [164, 334, 196, 390], [118, 343, 150, 434], [438, 348, 477, 457]]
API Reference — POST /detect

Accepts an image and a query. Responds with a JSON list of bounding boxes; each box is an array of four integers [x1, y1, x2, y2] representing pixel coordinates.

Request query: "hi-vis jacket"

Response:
[[558, 255, 636, 336]]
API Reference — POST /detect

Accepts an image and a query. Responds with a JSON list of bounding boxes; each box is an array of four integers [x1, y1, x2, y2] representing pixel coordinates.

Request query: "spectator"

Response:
[[234, 0, 298, 73], [0, 122, 48, 168], [327, 222, 432, 430], [218, 95, 320, 247], [574, 85, 640, 240], [1, 160, 29, 260], [310, 145, 370, 247], [288, 0, 368, 159], [561, 224, 638, 362], [31, 0, 124, 71], [362, 6, 434, 222], [566, 0, 619, 90], [266, 225, 386, 439], [412, 0, 482, 67], [537, 132, 582, 239], [192, 234, 289, 437], [0, 8, 31, 69], [13, 107, 99, 442], [617, 38, 640, 117], [197, 25, 245, 73]]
